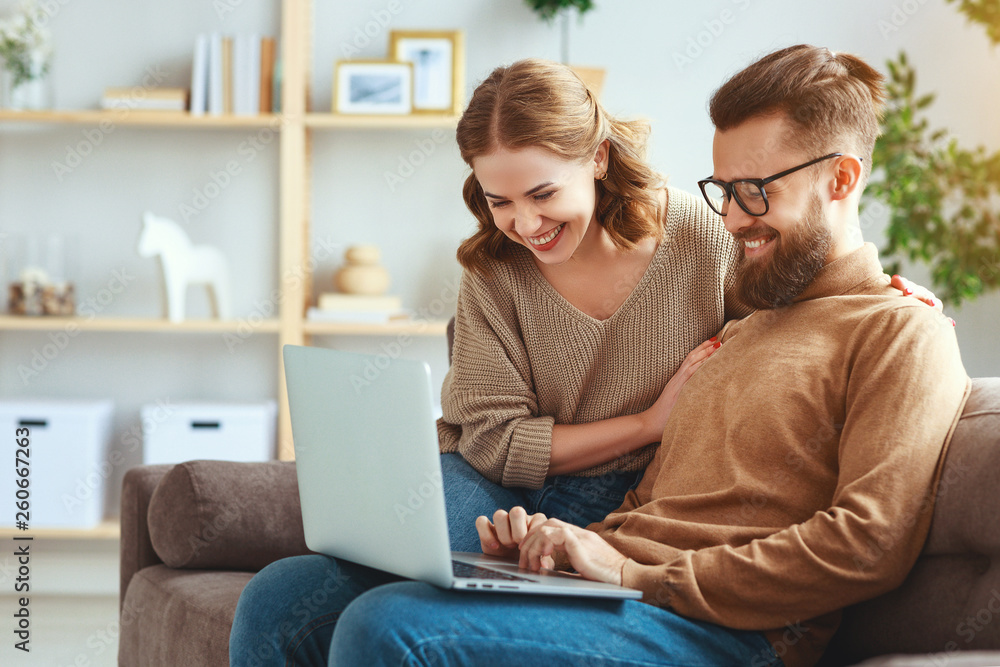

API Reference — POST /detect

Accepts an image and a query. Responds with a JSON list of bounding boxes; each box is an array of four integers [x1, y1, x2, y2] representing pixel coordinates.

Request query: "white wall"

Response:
[[0, 0, 998, 523]]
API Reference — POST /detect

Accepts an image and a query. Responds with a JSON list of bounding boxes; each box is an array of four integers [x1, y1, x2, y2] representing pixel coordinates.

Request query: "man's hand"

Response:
[[518, 518, 628, 586], [477, 509, 629, 585]]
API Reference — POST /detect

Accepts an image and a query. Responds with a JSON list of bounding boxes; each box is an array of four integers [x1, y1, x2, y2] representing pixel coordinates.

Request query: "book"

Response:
[[208, 32, 224, 115], [222, 36, 233, 114], [316, 293, 403, 312], [232, 34, 248, 115], [190, 33, 208, 115], [259, 37, 276, 113], [243, 34, 261, 116], [101, 87, 187, 111], [306, 307, 409, 324]]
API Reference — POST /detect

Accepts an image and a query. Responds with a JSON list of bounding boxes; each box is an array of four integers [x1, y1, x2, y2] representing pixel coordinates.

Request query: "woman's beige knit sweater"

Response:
[[437, 188, 748, 488]]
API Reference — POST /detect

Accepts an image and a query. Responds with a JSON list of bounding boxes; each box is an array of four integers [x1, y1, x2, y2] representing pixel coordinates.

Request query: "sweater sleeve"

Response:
[[436, 268, 553, 489], [616, 305, 969, 629]]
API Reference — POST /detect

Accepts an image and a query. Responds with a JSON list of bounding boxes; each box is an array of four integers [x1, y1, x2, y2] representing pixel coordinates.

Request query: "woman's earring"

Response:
[[597, 172, 608, 181]]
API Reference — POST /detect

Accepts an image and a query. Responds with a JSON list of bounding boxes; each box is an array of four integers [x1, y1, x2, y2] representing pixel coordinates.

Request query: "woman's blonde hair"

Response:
[[455, 59, 663, 272]]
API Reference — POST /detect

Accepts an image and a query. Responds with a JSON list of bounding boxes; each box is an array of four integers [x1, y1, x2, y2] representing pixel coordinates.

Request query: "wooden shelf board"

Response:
[[305, 113, 459, 129], [0, 315, 281, 333], [304, 319, 450, 336], [0, 519, 119, 540], [0, 109, 282, 128]]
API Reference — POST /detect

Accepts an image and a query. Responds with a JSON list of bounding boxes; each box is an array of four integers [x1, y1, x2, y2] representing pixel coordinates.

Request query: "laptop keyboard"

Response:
[[452, 560, 533, 582]]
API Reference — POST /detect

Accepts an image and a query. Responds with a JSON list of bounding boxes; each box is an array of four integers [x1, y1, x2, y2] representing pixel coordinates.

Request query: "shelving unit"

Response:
[[0, 315, 281, 333], [0, 0, 460, 538], [0, 520, 119, 540]]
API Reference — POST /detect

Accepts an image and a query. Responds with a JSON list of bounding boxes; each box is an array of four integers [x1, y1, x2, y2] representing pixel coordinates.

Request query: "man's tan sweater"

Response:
[[438, 188, 749, 488], [591, 244, 970, 667]]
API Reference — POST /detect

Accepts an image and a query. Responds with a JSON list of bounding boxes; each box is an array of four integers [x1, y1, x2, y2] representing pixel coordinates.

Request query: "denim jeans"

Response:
[[230, 455, 780, 666], [230, 557, 782, 667], [440, 452, 644, 551]]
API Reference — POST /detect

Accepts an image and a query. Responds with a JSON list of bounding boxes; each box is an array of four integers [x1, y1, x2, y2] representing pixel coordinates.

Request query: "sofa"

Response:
[[118, 377, 1000, 666]]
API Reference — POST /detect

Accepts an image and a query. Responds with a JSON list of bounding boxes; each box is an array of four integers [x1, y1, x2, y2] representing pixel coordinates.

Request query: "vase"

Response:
[[0, 53, 52, 110], [334, 245, 391, 296]]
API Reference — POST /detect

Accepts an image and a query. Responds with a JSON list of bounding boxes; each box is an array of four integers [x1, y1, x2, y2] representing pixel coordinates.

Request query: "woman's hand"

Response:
[[476, 507, 549, 560], [518, 518, 627, 585], [891, 275, 943, 311], [640, 338, 720, 442]]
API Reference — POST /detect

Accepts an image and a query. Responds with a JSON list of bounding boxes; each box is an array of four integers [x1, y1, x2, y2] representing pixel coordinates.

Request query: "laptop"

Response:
[[282, 344, 642, 600]]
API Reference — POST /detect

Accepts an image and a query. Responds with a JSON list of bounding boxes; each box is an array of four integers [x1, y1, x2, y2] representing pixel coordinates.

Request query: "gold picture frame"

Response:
[[333, 59, 413, 115], [389, 30, 464, 115]]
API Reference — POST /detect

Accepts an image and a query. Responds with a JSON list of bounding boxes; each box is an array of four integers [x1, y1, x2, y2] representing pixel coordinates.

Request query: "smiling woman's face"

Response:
[[472, 144, 607, 266]]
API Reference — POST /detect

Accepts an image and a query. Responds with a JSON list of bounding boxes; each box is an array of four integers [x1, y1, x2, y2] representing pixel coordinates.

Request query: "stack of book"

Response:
[[101, 87, 187, 111], [306, 294, 408, 324], [189, 33, 278, 116]]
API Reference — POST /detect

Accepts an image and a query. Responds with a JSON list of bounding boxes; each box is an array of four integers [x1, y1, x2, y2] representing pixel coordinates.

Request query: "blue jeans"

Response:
[[231, 556, 782, 667], [231, 455, 772, 666], [440, 452, 644, 551]]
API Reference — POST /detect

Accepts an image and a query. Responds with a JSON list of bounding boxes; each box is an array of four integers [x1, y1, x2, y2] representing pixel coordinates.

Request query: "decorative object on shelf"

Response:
[[308, 292, 405, 324], [137, 211, 232, 323], [0, 0, 53, 110], [333, 244, 391, 296], [5, 232, 75, 316], [523, 0, 605, 96], [390, 30, 465, 115], [334, 60, 412, 115]]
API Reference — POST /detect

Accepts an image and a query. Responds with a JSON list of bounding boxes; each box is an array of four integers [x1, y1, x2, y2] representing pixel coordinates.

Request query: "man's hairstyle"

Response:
[[455, 58, 663, 273], [709, 44, 886, 183]]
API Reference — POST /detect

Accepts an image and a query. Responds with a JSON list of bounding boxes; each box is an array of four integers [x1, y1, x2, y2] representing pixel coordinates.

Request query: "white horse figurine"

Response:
[[138, 212, 232, 323]]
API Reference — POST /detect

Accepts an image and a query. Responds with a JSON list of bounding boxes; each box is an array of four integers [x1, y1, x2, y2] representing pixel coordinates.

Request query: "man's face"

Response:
[[711, 114, 835, 309]]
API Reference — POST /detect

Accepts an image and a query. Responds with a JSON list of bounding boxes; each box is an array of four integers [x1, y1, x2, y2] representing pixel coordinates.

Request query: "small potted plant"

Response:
[[523, 0, 605, 95], [0, 0, 53, 110]]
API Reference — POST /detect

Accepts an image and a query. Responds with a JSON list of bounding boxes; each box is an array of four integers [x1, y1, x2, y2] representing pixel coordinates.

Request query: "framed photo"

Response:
[[334, 60, 413, 115], [390, 30, 464, 115]]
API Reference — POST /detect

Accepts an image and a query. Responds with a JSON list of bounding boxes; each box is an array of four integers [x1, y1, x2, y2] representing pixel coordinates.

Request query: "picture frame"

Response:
[[390, 30, 464, 115], [333, 60, 413, 115]]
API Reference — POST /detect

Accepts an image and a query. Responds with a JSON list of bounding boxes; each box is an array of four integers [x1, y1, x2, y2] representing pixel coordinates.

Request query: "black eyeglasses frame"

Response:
[[697, 152, 860, 217]]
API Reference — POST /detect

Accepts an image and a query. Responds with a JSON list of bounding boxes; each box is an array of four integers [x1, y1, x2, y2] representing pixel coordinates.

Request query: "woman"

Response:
[[437, 58, 742, 551], [230, 59, 933, 664]]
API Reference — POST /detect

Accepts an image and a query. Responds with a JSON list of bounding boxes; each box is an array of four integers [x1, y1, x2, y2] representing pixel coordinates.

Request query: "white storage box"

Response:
[[0, 399, 114, 529], [142, 401, 277, 465]]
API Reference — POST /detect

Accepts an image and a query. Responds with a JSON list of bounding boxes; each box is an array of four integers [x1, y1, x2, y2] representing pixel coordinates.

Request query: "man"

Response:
[[327, 44, 971, 667]]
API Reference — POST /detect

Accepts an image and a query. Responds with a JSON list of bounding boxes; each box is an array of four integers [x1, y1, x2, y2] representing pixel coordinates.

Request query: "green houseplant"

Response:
[[864, 0, 1000, 305], [523, 0, 604, 95], [523, 0, 595, 64], [0, 0, 52, 110]]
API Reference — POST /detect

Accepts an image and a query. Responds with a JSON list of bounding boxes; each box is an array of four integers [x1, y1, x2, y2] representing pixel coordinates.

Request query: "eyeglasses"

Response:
[[698, 153, 857, 217]]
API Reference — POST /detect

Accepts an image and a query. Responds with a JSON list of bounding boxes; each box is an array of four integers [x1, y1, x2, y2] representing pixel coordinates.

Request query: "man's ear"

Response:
[[593, 139, 610, 176], [830, 155, 863, 201]]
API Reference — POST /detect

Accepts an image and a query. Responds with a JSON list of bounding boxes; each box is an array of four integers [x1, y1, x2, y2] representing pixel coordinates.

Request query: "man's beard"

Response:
[[735, 194, 833, 310]]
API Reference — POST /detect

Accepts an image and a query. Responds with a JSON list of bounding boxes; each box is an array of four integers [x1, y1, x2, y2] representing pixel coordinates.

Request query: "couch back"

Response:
[[819, 377, 1000, 665]]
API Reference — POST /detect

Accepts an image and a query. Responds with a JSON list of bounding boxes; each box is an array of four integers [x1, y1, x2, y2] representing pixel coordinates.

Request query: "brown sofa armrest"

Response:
[[119, 464, 174, 612], [147, 459, 311, 571]]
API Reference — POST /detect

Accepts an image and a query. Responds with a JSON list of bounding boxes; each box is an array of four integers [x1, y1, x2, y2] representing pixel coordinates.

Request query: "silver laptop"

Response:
[[283, 344, 641, 600]]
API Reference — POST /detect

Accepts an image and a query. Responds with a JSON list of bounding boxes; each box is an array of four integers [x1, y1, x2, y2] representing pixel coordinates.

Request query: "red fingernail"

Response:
[[710, 336, 717, 342], [903, 288, 913, 295], [948, 318, 956, 327], [713, 341, 721, 349]]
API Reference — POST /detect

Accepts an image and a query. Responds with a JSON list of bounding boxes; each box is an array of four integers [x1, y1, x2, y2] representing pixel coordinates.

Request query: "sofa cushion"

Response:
[[118, 565, 252, 667], [147, 459, 311, 570]]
